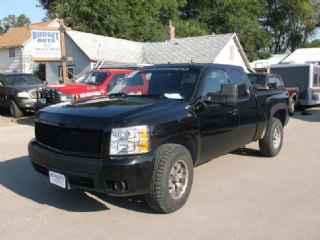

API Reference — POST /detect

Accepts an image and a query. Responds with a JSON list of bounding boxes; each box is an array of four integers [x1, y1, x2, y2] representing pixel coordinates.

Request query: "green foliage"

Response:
[[33, 63, 46, 82], [262, 0, 320, 53], [302, 39, 320, 48], [0, 14, 31, 33], [0, 20, 3, 35], [37, 0, 320, 61]]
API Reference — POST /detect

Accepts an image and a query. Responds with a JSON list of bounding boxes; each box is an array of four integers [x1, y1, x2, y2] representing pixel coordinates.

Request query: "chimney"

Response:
[[166, 20, 175, 41]]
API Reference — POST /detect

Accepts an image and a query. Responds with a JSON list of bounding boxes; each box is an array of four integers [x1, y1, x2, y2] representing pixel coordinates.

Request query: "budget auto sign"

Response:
[[31, 30, 61, 58]]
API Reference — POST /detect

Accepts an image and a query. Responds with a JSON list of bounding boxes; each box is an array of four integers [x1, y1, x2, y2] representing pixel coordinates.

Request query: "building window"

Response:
[[9, 48, 15, 58], [229, 46, 235, 61], [59, 65, 74, 83], [314, 74, 318, 86]]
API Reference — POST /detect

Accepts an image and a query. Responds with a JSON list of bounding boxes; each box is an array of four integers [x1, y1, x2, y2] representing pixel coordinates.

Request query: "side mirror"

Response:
[[252, 84, 267, 91], [205, 84, 238, 106], [268, 82, 280, 89]]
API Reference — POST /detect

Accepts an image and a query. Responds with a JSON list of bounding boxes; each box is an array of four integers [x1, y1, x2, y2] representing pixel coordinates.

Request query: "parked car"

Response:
[[29, 63, 289, 213], [0, 73, 45, 118], [35, 69, 132, 109], [248, 72, 299, 115], [108, 70, 149, 95]]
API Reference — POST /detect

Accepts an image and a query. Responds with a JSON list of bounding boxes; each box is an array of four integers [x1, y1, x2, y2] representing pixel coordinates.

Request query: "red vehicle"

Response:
[[248, 72, 299, 115], [109, 70, 149, 95], [36, 69, 132, 108]]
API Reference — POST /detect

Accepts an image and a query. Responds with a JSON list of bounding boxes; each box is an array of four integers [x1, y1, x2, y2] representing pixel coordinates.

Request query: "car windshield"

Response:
[[108, 68, 199, 100], [248, 74, 266, 86], [78, 71, 110, 85], [4, 74, 42, 85]]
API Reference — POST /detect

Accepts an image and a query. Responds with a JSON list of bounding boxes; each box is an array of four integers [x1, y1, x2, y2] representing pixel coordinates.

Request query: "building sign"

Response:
[[31, 30, 61, 58]]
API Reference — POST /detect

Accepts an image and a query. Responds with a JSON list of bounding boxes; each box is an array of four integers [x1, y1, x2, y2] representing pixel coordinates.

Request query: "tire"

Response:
[[289, 98, 296, 116], [146, 144, 193, 213], [259, 118, 283, 157], [9, 100, 23, 118]]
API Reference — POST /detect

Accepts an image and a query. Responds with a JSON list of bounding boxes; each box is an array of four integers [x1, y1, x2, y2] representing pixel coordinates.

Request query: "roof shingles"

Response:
[[67, 31, 235, 64], [144, 34, 234, 64], [0, 20, 57, 49]]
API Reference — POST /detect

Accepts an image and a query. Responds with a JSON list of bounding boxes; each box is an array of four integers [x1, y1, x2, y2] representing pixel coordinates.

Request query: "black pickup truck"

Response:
[[28, 63, 289, 213]]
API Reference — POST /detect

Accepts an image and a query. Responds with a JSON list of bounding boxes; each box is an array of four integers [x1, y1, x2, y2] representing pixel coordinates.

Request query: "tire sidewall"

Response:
[[289, 99, 295, 116], [269, 118, 283, 156], [156, 145, 193, 213], [9, 100, 23, 118], [9, 101, 16, 117]]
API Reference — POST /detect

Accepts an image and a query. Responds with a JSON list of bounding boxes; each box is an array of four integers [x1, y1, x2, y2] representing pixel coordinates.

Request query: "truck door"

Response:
[[197, 67, 240, 162], [227, 68, 257, 146]]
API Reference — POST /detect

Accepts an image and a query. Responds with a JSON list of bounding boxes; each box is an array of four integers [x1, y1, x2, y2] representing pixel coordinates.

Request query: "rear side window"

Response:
[[228, 68, 250, 98]]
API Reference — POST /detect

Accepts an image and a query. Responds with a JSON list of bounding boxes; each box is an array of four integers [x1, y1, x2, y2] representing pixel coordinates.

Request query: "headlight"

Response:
[[110, 125, 149, 155], [60, 94, 75, 102], [16, 91, 30, 98]]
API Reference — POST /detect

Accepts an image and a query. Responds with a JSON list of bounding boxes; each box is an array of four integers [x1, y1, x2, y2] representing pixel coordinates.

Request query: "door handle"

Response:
[[228, 109, 239, 118]]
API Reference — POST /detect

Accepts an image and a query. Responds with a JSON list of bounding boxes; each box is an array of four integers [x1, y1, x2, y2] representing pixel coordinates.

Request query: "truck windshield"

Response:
[[78, 71, 110, 85], [4, 74, 42, 85], [108, 68, 199, 99]]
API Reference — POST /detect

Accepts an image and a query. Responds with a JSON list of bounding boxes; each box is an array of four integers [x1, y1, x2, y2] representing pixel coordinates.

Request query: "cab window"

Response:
[[202, 69, 229, 95], [228, 68, 250, 98]]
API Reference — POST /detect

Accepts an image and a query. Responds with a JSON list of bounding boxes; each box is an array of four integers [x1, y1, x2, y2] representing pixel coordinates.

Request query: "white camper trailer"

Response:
[[270, 63, 320, 106]]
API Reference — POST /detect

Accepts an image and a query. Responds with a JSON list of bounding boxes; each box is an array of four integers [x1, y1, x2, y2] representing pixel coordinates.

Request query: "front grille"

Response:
[[38, 88, 61, 103], [35, 122, 103, 155]]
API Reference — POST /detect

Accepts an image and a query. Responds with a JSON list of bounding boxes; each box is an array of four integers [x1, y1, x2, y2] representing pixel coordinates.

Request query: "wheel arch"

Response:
[[152, 131, 199, 166]]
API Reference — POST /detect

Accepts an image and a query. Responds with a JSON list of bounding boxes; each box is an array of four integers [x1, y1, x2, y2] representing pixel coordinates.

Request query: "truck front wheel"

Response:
[[9, 100, 23, 118], [259, 118, 283, 157], [146, 144, 193, 213]]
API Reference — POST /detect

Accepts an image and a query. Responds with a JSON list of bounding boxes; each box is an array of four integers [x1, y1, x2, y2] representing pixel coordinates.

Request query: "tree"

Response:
[[302, 39, 320, 48], [37, 0, 320, 61], [262, 0, 320, 53], [179, 0, 271, 61], [0, 20, 4, 35], [0, 14, 31, 33]]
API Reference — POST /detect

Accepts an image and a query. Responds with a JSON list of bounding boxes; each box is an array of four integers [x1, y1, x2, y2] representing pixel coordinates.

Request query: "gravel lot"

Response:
[[1, 108, 320, 240]]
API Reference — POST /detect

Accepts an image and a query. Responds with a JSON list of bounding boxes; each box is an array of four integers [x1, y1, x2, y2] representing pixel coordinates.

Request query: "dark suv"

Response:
[[0, 73, 44, 118]]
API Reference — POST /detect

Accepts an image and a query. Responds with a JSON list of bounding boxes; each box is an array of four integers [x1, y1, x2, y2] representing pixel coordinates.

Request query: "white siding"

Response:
[[0, 47, 23, 73], [46, 34, 91, 84], [23, 40, 40, 73], [215, 39, 248, 72]]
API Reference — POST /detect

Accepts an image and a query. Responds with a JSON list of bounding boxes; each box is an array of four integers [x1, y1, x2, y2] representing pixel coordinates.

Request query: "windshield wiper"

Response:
[[139, 94, 167, 99], [87, 82, 101, 85], [108, 92, 128, 98]]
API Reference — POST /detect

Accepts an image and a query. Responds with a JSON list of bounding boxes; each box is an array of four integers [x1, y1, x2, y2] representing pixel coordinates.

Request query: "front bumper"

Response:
[[16, 98, 37, 110], [28, 139, 155, 196]]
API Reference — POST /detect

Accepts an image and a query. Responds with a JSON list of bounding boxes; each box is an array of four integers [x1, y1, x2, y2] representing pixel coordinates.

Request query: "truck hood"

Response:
[[46, 83, 103, 95], [36, 96, 188, 129], [9, 84, 44, 92]]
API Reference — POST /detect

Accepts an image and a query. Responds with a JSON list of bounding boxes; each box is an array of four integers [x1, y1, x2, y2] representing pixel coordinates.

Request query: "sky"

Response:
[[0, 0, 319, 40], [0, 0, 46, 24]]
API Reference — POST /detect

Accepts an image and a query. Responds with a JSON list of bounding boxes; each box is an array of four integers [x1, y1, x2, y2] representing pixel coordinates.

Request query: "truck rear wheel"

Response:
[[146, 144, 193, 213], [259, 118, 283, 157], [289, 98, 296, 116], [9, 100, 23, 118]]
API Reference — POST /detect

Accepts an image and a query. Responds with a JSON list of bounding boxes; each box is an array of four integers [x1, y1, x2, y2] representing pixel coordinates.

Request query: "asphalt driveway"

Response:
[[0, 108, 320, 240]]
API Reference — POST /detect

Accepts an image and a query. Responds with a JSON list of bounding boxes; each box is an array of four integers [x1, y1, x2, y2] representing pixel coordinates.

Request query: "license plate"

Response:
[[49, 171, 66, 189], [39, 98, 46, 104]]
